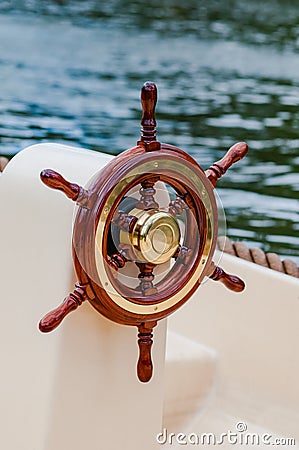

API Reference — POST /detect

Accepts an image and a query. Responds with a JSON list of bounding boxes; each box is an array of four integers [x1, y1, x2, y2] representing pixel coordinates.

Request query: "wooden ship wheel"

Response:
[[39, 82, 248, 382]]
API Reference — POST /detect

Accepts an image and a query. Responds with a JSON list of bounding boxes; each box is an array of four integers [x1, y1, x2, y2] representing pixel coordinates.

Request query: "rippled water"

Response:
[[0, 1, 298, 262]]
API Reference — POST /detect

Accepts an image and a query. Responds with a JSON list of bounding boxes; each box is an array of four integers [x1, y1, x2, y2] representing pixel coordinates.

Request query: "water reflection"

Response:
[[0, 2, 298, 261]]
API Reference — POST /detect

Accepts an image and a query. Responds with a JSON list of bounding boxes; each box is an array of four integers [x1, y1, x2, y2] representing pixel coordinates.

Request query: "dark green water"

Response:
[[0, 1, 298, 262]]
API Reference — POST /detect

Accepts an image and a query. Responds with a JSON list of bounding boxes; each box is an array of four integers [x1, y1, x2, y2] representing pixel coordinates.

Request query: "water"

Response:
[[0, 1, 298, 262]]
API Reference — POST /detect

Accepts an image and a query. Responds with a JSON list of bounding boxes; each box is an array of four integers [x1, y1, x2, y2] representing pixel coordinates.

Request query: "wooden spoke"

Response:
[[209, 264, 245, 292], [205, 142, 248, 188], [137, 81, 160, 151], [40, 169, 89, 207], [173, 245, 192, 265], [108, 252, 127, 271], [112, 210, 137, 232], [39, 283, 88, 333], [137, 322, 157, 382], [136, 177, 160, 210], [168, 195, 189, 217], [136, 262, 157, 296]]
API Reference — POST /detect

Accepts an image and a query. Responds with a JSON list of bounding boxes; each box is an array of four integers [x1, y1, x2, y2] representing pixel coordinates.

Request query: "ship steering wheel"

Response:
[[39, 82, 247, 382]]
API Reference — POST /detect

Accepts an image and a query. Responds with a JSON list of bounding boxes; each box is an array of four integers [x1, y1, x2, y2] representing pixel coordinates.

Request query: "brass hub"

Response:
[[126, 209, 181, 264]]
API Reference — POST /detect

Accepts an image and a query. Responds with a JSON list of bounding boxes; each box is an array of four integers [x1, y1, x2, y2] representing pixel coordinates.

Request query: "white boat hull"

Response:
[[0, 145, 298, 449]]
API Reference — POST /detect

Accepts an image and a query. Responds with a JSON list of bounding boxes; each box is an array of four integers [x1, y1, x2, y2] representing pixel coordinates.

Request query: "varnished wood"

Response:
[[39, 283, 88, 332], [168, 195, 188, 217], [174, 245, 192, 265], [137, 322, 156, 382], [136, 177, 160, 210], [209, 265, 245, 292], [108, 253, 127, 270], [136, 263, 157, 296], [205, 142, 248, 187], [74, 145, 210, 318], [40, 169, 89, 206], [140, 82, 157, 142], [39, 82, 248, 382], [112, 210, 137, 232], [138, 81, 160, 151]]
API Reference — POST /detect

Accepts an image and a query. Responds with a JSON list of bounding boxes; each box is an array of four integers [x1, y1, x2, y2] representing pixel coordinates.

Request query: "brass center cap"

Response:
[[130, 210, 181, 264]]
